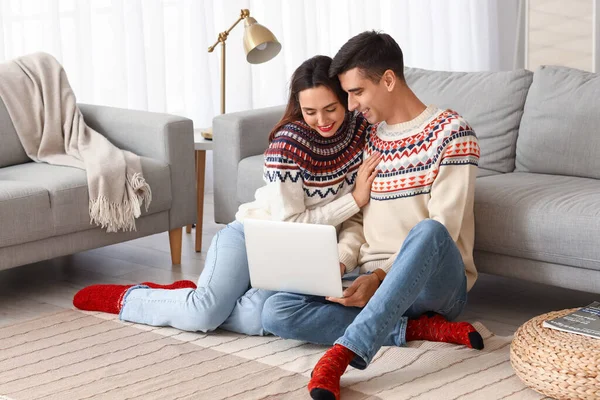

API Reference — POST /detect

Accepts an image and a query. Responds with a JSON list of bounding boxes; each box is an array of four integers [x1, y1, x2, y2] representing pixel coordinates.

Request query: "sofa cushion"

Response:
[[474, 172, 600, 271], [237, 154, 265, 204], [477, 168, 501, 178], [404, 67, 533, 173], [0, 158, 172, 236], [0, 98, 29, 168], [515, 66, 600, 180], [0, 181, 54, 247]]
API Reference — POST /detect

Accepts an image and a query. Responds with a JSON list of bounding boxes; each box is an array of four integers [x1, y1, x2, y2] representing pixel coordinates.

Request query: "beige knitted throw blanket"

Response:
[[0, 52, 151, 232]]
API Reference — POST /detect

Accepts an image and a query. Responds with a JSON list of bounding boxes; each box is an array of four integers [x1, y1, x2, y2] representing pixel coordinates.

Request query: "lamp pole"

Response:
[[220, 36, 225, 114], [208, 9, 251, 115]]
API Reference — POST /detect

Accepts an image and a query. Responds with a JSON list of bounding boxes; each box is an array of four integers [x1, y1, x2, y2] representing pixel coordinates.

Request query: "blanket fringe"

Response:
[[89, 173, 152, 233]]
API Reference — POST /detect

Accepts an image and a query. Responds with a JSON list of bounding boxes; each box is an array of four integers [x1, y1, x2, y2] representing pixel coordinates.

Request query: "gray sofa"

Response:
[[214, 65, 600, 295], [0, 102, 196, 270]]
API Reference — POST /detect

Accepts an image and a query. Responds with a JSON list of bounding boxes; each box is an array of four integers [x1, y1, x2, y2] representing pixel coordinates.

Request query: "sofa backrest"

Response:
[[404, 67, 533, 173], [515, 66, 600, 179], [0, 97, 29, 168]]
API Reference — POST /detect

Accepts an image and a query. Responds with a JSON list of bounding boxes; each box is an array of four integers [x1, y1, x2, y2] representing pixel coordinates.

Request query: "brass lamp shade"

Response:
[[243, 17, 281, 64]]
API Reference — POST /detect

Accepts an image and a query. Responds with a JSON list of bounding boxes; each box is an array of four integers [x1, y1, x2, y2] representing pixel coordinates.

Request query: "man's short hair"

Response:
[[329, 31, 405, 83]]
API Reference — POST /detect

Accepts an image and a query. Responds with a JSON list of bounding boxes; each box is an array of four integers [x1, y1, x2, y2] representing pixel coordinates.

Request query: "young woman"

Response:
[[73, 55, 381, 335]]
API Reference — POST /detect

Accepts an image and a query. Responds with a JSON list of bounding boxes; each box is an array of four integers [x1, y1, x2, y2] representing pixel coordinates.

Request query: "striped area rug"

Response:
[[0, 310, 552, 400]]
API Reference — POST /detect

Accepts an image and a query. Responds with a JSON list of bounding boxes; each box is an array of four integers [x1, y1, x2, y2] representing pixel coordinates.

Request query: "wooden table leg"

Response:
[[168, 227, 183, 265], [195, 150, 206, 252], [186, 151, 200, 235]]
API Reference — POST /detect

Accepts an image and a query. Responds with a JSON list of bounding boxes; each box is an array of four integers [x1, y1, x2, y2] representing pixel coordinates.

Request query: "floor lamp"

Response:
[[201, 9, 282, 139]]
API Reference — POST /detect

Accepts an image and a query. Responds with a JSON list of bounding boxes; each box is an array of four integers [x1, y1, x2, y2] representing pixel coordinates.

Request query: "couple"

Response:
[[75, 31, 482, 400]]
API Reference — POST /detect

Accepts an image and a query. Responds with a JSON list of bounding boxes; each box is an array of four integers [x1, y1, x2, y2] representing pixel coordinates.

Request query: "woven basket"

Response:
[[510, 308, 600, 400]]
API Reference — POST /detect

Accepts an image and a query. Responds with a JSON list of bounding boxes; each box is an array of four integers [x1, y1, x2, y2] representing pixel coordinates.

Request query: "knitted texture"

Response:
[[73, 280, 197, 314], [308, 344, 355, 400], [367, 108, 479, 202], [406, 312, 484, 350], [235, 112, 369, 226], [267, 113, 368, 199], [355, 106, 480, 290]]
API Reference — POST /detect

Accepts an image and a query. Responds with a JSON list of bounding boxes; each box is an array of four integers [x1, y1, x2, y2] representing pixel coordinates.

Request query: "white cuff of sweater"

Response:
[[380, 254, 397, 273], [363, 256, 396, 274], [339, 251, 358, 272], [328, 193, 360, 227]]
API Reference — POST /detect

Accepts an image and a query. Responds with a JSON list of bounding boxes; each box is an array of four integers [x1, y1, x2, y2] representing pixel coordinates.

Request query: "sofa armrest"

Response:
[[78, 103, 196, 230], [213, 105, 285, 223]]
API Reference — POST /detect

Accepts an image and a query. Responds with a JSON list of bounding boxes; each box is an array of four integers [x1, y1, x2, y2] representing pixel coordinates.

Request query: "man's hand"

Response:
[[339, 262, 346, 277], [326, 273, 380, 307]]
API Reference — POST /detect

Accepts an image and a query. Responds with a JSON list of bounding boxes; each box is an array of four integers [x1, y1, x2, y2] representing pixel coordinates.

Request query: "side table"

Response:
[[187, 130, 214, 252]]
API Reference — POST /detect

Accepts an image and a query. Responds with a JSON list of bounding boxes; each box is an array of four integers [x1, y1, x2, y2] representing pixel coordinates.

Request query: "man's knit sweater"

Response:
[[236, 112, 369, 227], [338, 105, 480, 291]]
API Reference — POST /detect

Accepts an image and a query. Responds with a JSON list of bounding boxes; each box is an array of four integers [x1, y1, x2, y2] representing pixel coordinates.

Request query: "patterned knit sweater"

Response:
[[235, 112, 369, 228], [338, 105, 480, 291]]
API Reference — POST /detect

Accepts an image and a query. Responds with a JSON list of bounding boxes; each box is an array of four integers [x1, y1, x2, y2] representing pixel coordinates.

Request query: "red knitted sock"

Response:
[[141, 280, 197, 290], [406, 312, 484, 350], [308, 344, 355, 400], [73, 280, 197, 314]]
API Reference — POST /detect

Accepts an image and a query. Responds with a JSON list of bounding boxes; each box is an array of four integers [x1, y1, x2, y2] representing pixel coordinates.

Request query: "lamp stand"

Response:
[[203, 8, 280, 140], [208, 9, 251, 115], [220, 39, 226, 114]]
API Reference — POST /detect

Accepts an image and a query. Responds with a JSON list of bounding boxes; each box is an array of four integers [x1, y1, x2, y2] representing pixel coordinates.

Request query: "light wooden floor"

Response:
[[0, 191, 597, 336]]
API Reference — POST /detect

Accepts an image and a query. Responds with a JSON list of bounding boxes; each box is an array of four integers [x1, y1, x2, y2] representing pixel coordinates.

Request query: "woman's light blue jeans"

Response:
[[119, 221, 275, 335], [262, 219, 468, 369]]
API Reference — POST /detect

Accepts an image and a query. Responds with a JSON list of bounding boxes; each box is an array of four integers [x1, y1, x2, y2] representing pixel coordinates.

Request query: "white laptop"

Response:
[[244, 219, 346, 298]]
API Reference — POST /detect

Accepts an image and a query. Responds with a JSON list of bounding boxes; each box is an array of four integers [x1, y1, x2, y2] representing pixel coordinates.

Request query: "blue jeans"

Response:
[[119, 221, 275, 335], [262, 219, 467, 369]]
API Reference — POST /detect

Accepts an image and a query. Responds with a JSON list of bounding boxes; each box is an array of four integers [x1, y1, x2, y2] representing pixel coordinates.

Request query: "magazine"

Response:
[[542, 301, 600, 339]]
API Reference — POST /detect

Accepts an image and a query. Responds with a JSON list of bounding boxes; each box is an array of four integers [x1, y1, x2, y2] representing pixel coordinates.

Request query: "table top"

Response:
[[194, 128, 214, 150]]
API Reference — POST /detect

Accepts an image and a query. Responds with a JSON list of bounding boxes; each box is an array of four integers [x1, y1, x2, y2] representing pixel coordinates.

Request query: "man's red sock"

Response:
[[73, 280, 197, 314], [405, 312, 484, 349], [308, 344, 355, 400]]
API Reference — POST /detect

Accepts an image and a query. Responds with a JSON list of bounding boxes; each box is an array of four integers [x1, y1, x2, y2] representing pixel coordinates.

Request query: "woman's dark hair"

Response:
[[269, 55, 348, 142]]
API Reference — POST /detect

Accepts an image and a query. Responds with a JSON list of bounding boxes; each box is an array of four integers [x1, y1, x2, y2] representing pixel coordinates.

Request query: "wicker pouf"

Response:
[[510, 308, 600, 400]]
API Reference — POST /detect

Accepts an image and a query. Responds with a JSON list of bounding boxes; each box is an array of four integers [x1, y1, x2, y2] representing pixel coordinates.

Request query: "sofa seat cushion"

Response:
[[0, 181, 54, 247], [474, 172, 600, 271], [0, 158, 172, 237], [237, 154, 265, 204]]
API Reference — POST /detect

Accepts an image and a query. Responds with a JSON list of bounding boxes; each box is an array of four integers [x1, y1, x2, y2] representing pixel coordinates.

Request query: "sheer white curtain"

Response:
[[0, 0, 518, 128]]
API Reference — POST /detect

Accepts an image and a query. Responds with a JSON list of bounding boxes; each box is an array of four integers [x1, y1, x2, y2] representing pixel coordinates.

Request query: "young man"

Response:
[[261, 31, 483, 400]]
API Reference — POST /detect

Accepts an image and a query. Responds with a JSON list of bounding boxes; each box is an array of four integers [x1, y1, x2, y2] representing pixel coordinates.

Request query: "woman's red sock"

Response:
[[308, 344, 355, 400], [73, 280, 197, 314], [406, 312, 484, 349]]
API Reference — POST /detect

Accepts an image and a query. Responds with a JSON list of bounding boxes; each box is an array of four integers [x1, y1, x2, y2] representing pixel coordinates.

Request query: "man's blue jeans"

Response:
[[262, 219, 468, 369], [119, 221, 275, 335]]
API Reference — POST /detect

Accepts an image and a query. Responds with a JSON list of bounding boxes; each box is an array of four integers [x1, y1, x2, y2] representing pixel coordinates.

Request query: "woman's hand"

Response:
[[326, 273, 380, 308], [352, 152, 382, 208], [340, 262, 346, 277]]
